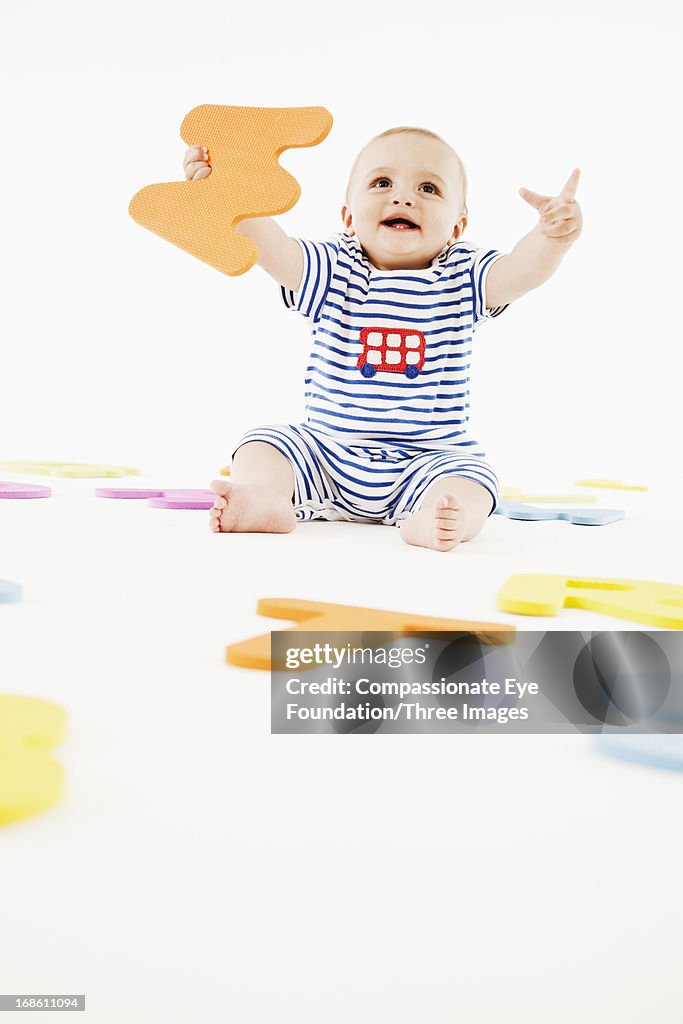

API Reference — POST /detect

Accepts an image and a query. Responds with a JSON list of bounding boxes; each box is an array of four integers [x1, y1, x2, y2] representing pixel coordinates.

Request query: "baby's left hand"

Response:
[[519, 168, 583, 245]]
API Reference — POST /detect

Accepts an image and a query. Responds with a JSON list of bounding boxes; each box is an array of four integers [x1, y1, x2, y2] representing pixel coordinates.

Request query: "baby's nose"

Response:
[[392, 196, 414, 206]]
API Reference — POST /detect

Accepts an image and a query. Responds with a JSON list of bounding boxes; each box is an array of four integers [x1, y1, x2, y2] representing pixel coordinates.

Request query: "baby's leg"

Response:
[[399, 477, 493, 552], [209, 441, 296, 534]]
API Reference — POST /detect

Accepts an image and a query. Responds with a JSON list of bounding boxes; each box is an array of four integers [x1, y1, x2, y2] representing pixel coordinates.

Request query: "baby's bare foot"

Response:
[[208, 480, 296, 534], [399, 494, 467, 552]]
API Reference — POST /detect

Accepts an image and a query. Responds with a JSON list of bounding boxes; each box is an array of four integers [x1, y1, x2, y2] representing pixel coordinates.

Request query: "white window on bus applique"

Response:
[[406, 351, 421, 365], [367, 332, 383, 347], [386, 351, 401, 364], [368, 350, 382, 364], [406, 334, 421, 348], [387, 333, 401, 347]]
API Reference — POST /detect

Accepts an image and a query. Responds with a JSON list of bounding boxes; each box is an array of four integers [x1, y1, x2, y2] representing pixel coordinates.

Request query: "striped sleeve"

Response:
[[279, 236, 341, 323], [470, 248, 509, 327]]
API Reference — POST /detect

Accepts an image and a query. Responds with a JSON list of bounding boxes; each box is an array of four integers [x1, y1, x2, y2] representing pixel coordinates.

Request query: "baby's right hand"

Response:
[[183, 146, 211, 181]]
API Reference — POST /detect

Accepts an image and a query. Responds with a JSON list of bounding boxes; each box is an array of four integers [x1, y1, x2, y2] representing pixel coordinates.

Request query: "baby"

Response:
[[183, 127, 582, 552]]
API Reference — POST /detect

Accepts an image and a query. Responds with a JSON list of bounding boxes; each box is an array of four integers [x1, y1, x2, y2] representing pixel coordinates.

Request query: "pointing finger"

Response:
[[560, 168, 581, 202]]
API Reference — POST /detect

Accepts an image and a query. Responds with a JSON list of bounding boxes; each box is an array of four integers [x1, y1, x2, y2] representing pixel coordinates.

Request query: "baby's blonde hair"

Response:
[[345, 126, 468, 216]]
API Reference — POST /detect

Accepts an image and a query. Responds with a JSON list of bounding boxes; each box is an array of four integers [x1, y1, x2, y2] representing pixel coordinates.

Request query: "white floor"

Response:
[[1, 473, 682, 1024]]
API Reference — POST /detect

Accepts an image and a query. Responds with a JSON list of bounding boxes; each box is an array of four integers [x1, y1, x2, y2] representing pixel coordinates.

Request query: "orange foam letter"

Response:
[[226, 598, 515, 670], [129, 105, 333, 276]]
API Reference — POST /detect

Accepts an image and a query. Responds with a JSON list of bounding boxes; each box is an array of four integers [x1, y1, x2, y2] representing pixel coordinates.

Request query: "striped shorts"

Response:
[[232, 424, 498, 526]]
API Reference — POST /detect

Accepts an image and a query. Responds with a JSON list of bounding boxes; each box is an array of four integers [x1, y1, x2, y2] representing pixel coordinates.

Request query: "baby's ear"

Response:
[[341, 203, 354, 234], [453, 215, 468, 239]]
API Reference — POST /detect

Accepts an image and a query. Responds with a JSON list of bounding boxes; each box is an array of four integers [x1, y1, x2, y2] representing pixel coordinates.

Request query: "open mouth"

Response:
[[381, 217, 419, 231]]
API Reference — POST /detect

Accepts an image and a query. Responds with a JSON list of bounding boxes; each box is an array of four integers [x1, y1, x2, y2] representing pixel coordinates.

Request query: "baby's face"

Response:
[[341, 134, 467, 270]]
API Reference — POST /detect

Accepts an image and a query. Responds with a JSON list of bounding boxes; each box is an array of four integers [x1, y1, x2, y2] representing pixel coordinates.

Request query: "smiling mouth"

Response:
[[381, 218, 419, 230]]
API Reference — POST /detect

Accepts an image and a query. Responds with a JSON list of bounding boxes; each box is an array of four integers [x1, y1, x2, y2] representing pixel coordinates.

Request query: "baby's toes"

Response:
[[213, 495, 227, 510], [436, 496, 463, 520], [435, 522, 458, 544], [435, 494, 461, 513], [435, 507, 460, 528], [210, 478, 230, 498], [434, 497, 466, 544], [435, 508, 460, 525]]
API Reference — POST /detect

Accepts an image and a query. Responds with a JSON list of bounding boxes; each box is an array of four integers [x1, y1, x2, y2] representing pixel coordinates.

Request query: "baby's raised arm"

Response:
[[182, 146, 304, 293], [486, 168, 582, 308]]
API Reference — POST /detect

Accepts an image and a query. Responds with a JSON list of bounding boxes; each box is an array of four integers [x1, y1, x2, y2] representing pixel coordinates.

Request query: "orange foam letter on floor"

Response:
[[129, 105, 333, 277], [0, 696, 67, 825], [497, 575, 683, 629], [226, 598, 515, 670]]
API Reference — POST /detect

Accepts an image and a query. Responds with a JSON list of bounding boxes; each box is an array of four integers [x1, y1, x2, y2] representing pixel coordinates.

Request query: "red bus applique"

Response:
[[356, 327, 426, 379]]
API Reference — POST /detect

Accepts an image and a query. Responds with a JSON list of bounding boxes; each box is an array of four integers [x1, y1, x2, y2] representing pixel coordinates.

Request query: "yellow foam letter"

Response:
[[497, 574, 683, 629], [0, 696, 67, 825]]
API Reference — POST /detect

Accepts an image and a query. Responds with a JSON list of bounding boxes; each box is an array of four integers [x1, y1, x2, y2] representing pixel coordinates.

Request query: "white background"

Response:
[[1, 0, 681, 482], [1, 3, 682, 1023]]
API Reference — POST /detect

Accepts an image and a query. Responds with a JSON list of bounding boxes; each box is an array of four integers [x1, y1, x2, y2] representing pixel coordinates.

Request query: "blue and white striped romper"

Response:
[[234, 231, 509, 526]]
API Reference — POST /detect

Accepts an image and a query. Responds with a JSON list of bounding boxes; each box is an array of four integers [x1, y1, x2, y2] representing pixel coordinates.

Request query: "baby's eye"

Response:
[[420, 182, 439, 194], [373, 178, 391, 188]]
